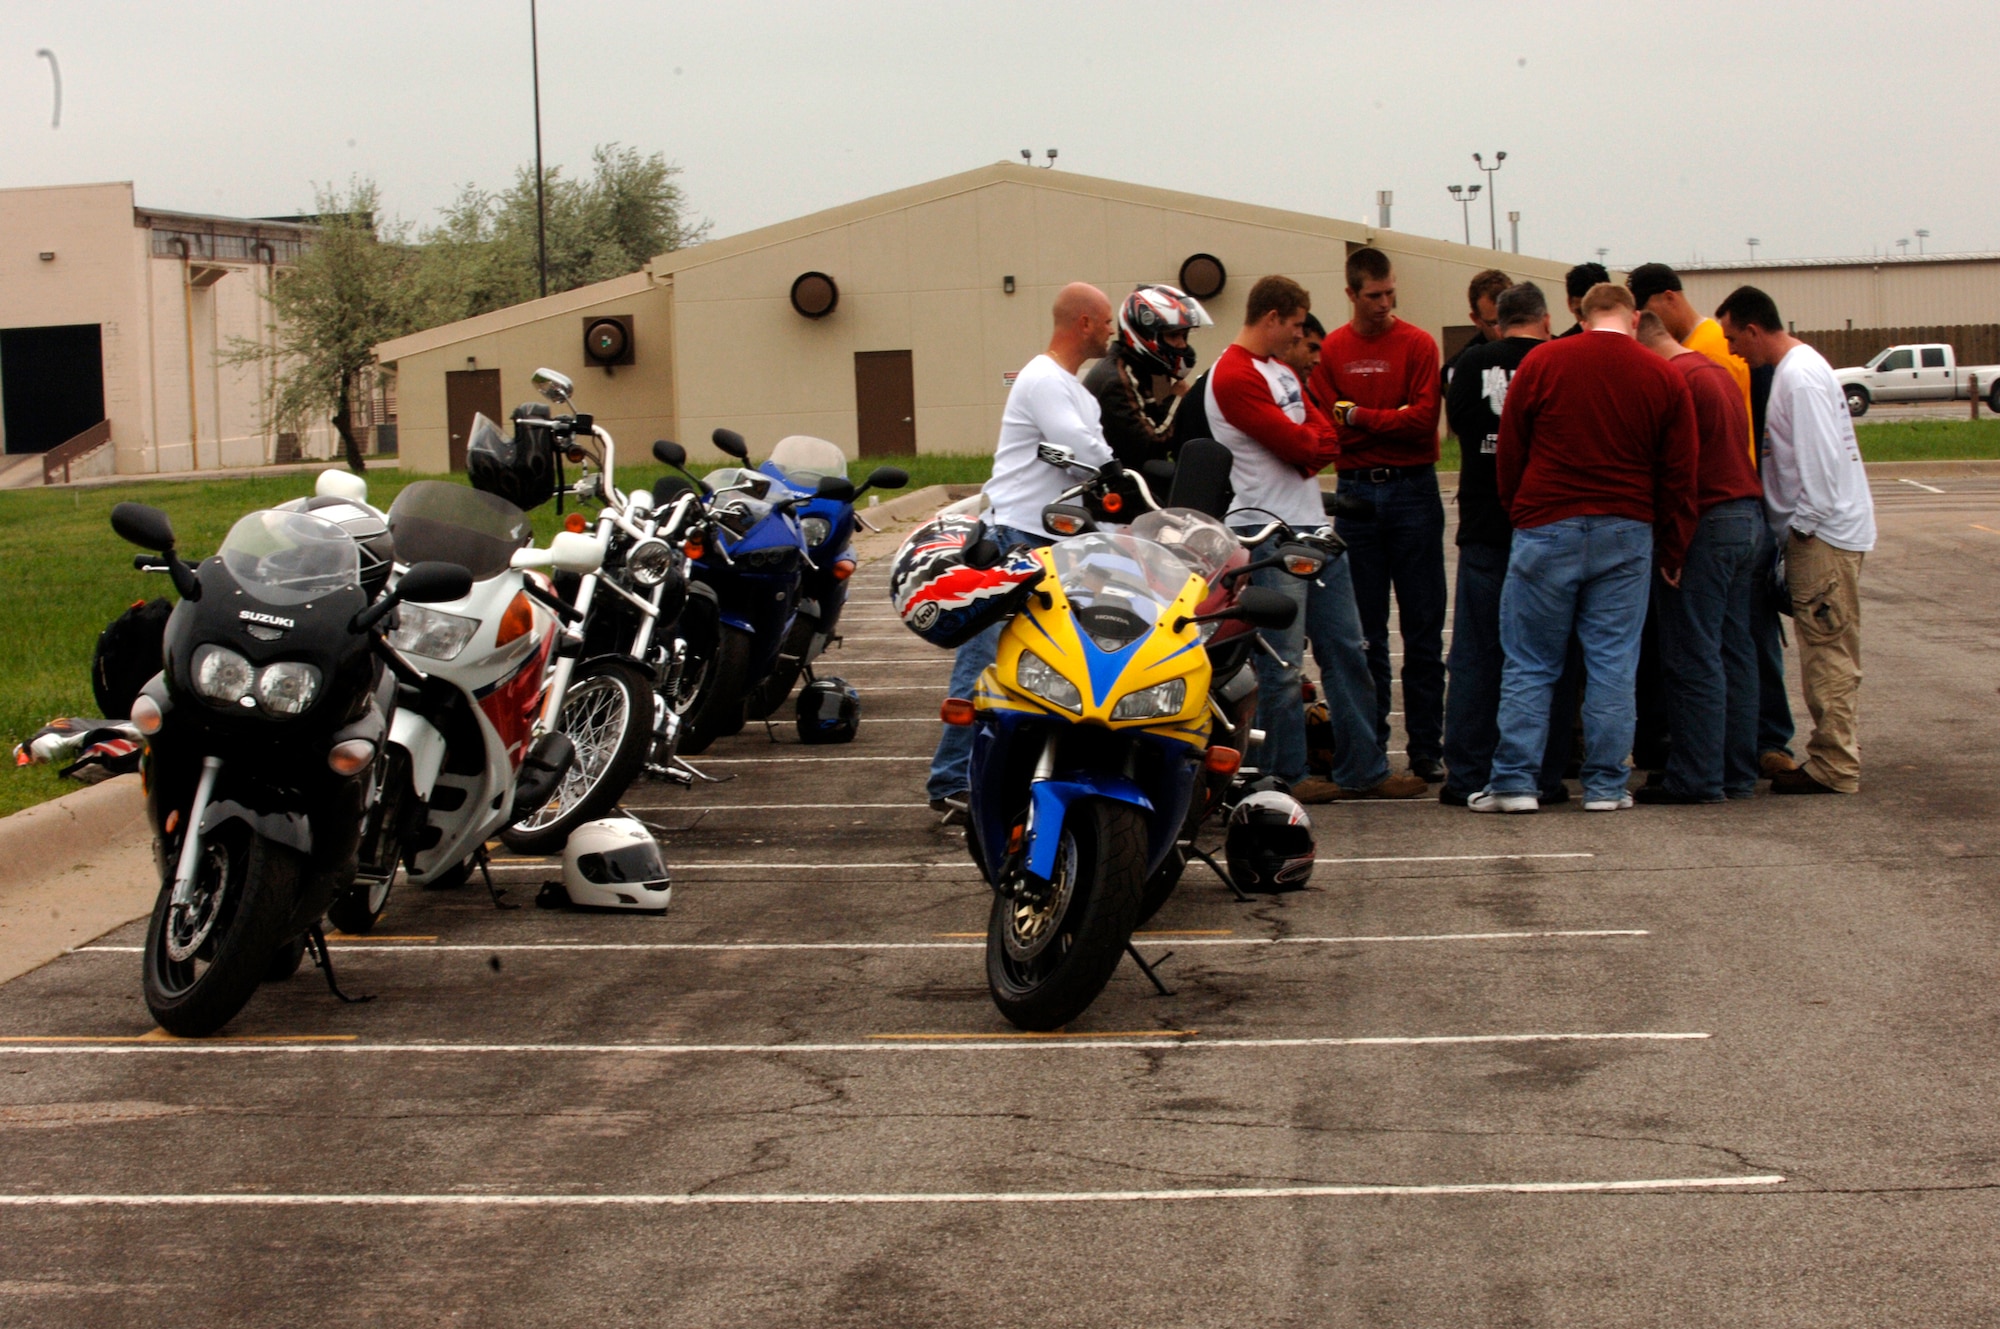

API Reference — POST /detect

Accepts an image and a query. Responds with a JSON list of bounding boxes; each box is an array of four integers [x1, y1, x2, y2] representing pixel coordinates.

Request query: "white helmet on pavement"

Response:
[[545, 816, 672, 913]]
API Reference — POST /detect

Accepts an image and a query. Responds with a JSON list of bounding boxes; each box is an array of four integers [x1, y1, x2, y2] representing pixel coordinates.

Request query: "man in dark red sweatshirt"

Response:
[[1309, 247, 1447, 783], [1471, 283, 1699, 814]]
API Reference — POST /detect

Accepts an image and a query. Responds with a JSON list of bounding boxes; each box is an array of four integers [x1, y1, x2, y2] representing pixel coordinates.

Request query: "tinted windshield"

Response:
[[765, 436, 848, 487], [387, 480, 533, 581], [219, 510, 361, 605], [1127, 509, 1237, 582], [1049, 533, 1198, 630]]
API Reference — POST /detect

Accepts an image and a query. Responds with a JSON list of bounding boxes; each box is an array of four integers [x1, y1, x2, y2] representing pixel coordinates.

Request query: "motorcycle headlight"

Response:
[[626, 537, 676, 587], [1017, 650, 1082, 714], [256, 661, 322, 716], [384, 604, 479, 660], [1111, 678, 1186, 721], [800, 516, 832, 548], [192, 645, 256, 705]]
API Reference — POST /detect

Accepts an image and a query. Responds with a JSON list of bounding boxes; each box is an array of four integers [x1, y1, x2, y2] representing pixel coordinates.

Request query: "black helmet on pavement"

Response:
[[796, 677, 860, 744], [1225, 789, 1316, 893], [466, 408, 558, 512]]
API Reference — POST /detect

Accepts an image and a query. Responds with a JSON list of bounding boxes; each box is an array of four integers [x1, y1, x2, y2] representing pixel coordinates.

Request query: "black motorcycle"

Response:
[[111, 501, 468, 1036]]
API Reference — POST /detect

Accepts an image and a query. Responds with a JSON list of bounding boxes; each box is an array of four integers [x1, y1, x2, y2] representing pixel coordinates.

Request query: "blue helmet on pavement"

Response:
[[796, 677, 860, 744]]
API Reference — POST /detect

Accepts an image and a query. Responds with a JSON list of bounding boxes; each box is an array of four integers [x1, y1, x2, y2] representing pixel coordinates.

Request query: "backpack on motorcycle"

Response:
[[1225, 789, 1316, 893], [796, 677, 860, 744], [91, 597, 173, 720]]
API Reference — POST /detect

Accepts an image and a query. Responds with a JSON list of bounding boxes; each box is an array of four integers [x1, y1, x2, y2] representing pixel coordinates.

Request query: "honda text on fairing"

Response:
[[111, 498, 472, 1036]]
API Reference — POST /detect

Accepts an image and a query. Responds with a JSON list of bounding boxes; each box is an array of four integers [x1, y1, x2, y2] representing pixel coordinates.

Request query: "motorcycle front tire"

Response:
[[676, 626, 754, 756], [501, 659, 656, 856], [742, 614, 817, 721], [986, 800, 1147, 1032], [142, 825, 301, 1038], [1134, 845, 1186, 929]]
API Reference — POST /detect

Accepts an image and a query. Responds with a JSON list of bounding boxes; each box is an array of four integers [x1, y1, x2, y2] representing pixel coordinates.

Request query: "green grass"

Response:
[[1853, 418, 2000, 461]]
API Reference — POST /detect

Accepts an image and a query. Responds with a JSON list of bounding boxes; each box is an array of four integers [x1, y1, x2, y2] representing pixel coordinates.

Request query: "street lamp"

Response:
[[1472, 150, 1506, 248], [1896, 237, 1910, 257], [1595, 247, 1609, 265], [1916, 228, 1931, 255], [530, 0, 547, 298], [1747, 237, 1760, 261], [1447, 184, 1480, 246], [1508, 210, 1520, 255]]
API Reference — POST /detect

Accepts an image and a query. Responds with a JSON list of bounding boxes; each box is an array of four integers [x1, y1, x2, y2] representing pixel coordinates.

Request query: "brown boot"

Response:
[[1760, 750, 1798, 778], [1770, 766, 1841, 795], [1291, 777, 1343, 805], [1325, 771, 1430, 800]]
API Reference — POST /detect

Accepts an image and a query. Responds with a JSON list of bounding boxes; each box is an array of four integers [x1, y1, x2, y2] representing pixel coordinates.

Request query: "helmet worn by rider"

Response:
[[538, 816, 672, 912], [1225, 789, 1316, 893], [888, 515, 1044, 649], [1118, 284, 1213, 380], [796, 676, 860, 744], [466, 407, 558, 512]]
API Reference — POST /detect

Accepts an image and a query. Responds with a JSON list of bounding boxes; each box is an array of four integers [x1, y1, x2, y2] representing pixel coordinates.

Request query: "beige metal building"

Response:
[[1678, 253, 2000, 337], [0, 181, 343, 481], [378, 163, 1575, 472]]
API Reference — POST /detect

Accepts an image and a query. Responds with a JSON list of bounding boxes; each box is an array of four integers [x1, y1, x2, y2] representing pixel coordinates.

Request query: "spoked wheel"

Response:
[[674, 626, 753, 756], [142, 824, 299, 1037], [502, 660, 656, 855], [743, 614, 817, 721], [986, 800, 1148, 1031]]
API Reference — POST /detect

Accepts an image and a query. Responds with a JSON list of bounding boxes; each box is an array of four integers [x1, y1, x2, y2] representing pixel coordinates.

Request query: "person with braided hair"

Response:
[[1083, 284, 1213, 470]]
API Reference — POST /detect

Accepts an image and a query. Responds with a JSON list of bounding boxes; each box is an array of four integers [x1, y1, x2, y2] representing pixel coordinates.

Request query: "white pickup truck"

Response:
[[1837, 343, 2000, 417]]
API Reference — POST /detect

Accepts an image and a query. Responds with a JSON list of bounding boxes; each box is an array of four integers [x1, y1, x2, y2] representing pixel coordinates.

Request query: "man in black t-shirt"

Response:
[[1553, 262, 1610, 339], [1440, 281, 1563, 804]]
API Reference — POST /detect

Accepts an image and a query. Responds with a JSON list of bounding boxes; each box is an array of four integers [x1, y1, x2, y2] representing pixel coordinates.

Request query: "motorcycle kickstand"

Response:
[[1187, 844, 1253, 903], [475, 846, 517, 910], [1124, 943, 1176, 997], [305, 924, 373, 1005]]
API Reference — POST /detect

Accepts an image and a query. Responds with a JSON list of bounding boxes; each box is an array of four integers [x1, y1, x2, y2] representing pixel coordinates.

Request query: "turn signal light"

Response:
[[940, 698, 976, 726], [130, 694, 164, 736], [832, 558, 856, 582], [495, 590, 535, 647], [328, 739, 377, 776], [165, 809, 179, 835], [1282, 553, 1323, 576], [1100, 492, 1124, 513], [564, 512, 589, 534], [1045, 511, 1089, 537], [683, 539, 705, 560], [1204, 745, 1242, 775]]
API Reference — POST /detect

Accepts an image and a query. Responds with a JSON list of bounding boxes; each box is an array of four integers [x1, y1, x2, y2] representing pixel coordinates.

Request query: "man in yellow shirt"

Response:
[[1629, 263, 1752, 428]]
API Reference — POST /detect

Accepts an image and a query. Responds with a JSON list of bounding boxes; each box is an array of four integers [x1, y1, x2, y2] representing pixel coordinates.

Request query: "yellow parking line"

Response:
[[1971, 524, 2000, 535], [0, 1033, 359, 1044], [869, 1030, 1197, 1041]]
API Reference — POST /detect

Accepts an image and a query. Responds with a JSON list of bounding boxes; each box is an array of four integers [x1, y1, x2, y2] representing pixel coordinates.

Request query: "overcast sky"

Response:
[[3, 1, 1991, 268]]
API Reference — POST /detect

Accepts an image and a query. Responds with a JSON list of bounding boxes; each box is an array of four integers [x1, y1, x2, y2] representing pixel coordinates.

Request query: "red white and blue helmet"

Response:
[[1119, 284, 1213, 380], [888, 515, 1043, 649]]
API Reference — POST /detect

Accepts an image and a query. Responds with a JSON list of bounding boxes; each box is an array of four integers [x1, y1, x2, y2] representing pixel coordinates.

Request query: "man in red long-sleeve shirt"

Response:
[[1309, 247, 1447, 784], [1471, 283, 1699, 814]]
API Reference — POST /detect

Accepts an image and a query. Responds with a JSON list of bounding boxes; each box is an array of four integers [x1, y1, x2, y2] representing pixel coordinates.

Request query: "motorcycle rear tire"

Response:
[[142, 826, 300, 1038], [986, 800, 1147, 1031], [264, 932, 308, 982], [742, 615, 817, 721], [325, 873, 393, 936], [501, 659, 656, 856], [676, 626, 754, 756]]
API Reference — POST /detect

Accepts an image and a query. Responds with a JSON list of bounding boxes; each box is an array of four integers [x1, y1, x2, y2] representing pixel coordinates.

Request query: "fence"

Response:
[[41, 420, 113, 485], [1792, 324, 2000, 371]]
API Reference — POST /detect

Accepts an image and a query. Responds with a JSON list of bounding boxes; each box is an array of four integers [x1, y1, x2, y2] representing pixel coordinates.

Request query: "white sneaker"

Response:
[[1582, 793, 1635, 811], [1468, 790, 1539, 814]]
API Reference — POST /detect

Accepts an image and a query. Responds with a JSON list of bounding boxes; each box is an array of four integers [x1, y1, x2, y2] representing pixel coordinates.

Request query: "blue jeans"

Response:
[[1243, 535, 1387, 789], [1489, 517, 1654, 803], [1442, 541, 1572, 800], [926, 525, 1045, 800], [1752, 521, 1795, 757], [1657, 498, 1761, 800], [1336, 466, 1448, 764]]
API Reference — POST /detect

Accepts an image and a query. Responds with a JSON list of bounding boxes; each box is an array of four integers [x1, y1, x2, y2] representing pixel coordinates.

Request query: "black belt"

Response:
[[1342, 463, 1434, 485]]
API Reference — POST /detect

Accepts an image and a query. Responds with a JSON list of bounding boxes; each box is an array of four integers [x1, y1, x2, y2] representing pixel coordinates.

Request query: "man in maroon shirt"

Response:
[[1471, 283, 1699, 814], [1309, 247, 1447, 783], [1632, 312, 1766, 803]]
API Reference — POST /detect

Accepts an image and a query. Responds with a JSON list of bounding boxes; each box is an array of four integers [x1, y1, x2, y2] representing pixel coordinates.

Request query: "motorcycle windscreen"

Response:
[[1048, 533, 1198, 652], [1125, 509, 1236, 583], [218, 510, 362, 606], [387, 480, 534, 581], [766, 435, 848, 487]]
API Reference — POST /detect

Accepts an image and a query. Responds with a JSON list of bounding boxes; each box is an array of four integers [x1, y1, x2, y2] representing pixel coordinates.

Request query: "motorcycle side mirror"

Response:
[[110, 502, 175, 553], [1041, 504, 1096, 538], [864, 466, 909, 492], [1234, 586, 1298, 630], [532, 367, 575, 405], [1036, 442, 1077, 470], [711, 427, 749, 460], [397, 560, 474, 605], [814, 475, 856, 502], [652, 439, 687, 468], [1277, 543, 1326, 578]]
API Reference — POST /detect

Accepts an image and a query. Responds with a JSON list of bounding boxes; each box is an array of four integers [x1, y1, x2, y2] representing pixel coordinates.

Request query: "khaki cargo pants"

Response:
[[1786, 532, 1865, 792]]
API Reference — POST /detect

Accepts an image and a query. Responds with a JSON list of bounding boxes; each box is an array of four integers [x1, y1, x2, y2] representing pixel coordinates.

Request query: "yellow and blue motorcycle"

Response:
[[945, 503, 1294, 1029]]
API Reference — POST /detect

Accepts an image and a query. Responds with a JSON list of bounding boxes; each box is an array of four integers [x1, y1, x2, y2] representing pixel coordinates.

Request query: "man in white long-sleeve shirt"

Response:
[[927, 283, 1117, 813], [1718, 286, 1876, 794]]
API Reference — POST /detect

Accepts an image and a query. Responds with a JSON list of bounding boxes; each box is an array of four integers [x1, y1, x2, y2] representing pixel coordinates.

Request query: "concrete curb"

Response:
[[0, 774, 157, 984]]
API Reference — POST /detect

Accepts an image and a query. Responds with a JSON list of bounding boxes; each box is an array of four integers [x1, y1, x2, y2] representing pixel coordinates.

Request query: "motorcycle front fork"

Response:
[[169, 755, 224, 909]]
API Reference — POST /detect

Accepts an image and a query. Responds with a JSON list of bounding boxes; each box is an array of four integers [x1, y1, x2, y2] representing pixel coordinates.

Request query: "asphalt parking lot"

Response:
[[2, 474, 1999, 1326]]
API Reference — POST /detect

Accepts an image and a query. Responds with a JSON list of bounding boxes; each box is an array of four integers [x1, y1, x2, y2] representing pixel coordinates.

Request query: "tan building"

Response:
[[1678, 253, 2000, 337], [379, 163, 1574, 472], [0, 181, 340, 480]]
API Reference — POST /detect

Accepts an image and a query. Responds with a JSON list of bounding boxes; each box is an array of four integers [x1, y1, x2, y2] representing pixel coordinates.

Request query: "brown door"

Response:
[[853, 350, 916, 456], [445, 369, 502, 472]]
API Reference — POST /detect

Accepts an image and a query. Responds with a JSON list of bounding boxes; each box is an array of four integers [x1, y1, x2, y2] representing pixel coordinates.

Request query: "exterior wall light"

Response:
[[38, 251, 55, 261], [1003, 275, 1015, 294], [790, 271, 838, 319], [1178, 253, 1225, 300]]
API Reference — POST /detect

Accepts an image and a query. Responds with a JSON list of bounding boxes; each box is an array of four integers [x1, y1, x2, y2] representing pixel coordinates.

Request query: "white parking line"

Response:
[[0, 1030, 1710, 1057], [76, 929, 1646, 957], [485, 852, 1594, 872], [0, 1175, 1784, 1207], [1896, 477, 1947, 494]]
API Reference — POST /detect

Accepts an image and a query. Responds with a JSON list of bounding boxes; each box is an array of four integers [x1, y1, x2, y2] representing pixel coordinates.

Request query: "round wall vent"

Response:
[[790, 271, 839, 319], [1178, 253, 1226, 301]]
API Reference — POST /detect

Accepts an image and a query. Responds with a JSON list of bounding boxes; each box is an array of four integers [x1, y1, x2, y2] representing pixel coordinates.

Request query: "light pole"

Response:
[[530, 0, 547, 298], [1376, 190, 1393, 229], [1915, 228, 1930, 255], [1896, 237, 1910, 257], [1447, 184, 1480, 245], [1595, 247, 1609, 266], [1472, 150, 1506, 248], [1747, 237, 1760, 261], [1508, 210, 1520, 255]]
